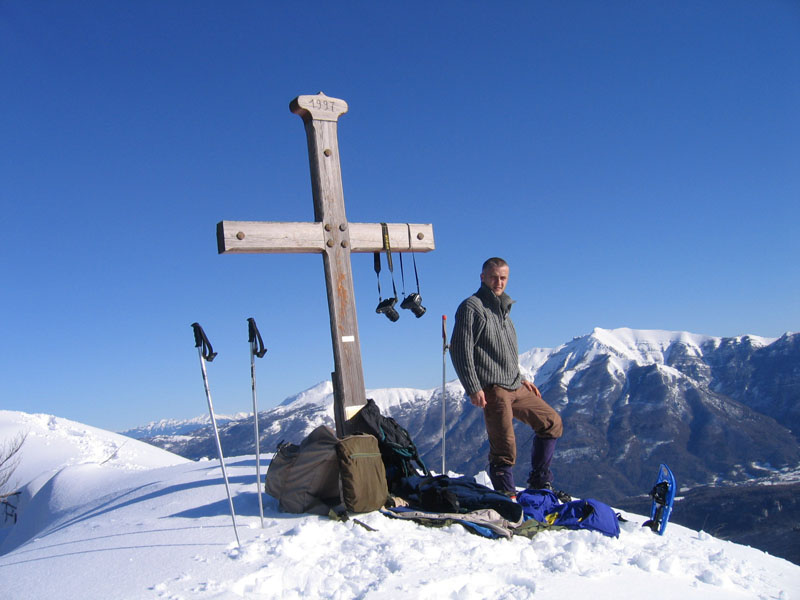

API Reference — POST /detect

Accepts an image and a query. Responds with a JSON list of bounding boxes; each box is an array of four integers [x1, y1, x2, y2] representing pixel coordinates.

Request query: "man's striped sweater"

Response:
[[450, 283, 523, 397]]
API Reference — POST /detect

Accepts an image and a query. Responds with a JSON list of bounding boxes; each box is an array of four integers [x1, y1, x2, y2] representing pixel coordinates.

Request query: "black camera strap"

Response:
[[407, 223, 421, 295], [373, 251, 384, 300], [374, 223, 398, 302], [399, 225, 422, 298], [399, 251, 406, 297], [373, 251, 383, 300]]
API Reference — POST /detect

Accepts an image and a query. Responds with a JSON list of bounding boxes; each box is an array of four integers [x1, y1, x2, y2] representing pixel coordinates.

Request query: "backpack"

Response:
[[397, 474, 524, 523], [548, 498, 621, 538], [516, 490, 621, 538], [336, 434, 389, 513], [265, 425, 389, 515], [346, 398, 430, 492], [515, 488, 562, 522]]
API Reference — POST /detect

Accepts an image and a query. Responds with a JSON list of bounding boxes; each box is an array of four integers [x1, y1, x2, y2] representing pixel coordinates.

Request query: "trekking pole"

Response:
[[247, 317, 267, 529], [191, 322, 241, 548], [441, 314, 448, 475]]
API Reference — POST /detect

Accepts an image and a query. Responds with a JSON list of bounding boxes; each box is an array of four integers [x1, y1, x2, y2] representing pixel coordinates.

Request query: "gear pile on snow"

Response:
[[264, 401, 631, 540]]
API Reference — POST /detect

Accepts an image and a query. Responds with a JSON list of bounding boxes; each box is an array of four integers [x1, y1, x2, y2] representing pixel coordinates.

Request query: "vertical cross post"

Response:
[[290, 94, 364, 435]]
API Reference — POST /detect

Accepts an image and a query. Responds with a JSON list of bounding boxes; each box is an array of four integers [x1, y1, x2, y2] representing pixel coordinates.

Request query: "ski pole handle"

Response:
[[442, 315, 448, 352], [247, 317, 268, 358], [191, 322, 218, 362]]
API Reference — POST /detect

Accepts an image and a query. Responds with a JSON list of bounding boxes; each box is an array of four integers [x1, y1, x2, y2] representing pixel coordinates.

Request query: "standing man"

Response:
[[450, 257, 564, 497]]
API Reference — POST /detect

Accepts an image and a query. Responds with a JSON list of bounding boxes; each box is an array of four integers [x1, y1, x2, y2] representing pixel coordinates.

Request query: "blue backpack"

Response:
[[516, 489, 562, 522], [517, 490, 621, 538], [548, 498, 620, 538]]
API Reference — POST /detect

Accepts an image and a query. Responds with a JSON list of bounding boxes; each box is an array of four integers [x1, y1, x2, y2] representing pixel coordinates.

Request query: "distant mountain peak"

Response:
[[278, 380, 333, 408], [586, 327, 711, 362]]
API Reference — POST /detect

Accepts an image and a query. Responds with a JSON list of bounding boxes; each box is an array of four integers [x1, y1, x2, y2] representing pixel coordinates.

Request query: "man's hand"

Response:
[[469, 390, 487, 408], [522, 379, 542, 398]]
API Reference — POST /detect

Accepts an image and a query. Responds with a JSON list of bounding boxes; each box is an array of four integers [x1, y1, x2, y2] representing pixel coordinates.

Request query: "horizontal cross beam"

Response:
[[217, 221, 435, 254]]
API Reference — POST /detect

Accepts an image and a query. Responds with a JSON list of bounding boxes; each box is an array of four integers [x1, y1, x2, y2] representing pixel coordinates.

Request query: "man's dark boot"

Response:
[[527, 436, 557, 489], [488, 463, 516, 496]]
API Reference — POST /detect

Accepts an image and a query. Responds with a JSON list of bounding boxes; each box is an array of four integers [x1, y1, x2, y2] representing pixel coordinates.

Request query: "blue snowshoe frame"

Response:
[[644, 463, 676, 535]]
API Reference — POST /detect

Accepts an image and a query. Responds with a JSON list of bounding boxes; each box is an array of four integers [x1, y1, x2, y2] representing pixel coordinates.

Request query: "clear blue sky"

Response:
[[3, 1, 798, 431]]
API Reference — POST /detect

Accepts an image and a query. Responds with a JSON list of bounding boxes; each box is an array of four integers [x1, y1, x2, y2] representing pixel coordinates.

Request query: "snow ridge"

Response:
[[1, 408, 798, 599]]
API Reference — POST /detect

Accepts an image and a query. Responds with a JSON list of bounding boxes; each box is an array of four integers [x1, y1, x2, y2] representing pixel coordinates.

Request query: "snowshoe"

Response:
[[642, 463, 676, 535]]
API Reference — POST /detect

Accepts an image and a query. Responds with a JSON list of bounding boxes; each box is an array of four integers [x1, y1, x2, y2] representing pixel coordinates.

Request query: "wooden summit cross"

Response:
[[216, 92, 435, 436]]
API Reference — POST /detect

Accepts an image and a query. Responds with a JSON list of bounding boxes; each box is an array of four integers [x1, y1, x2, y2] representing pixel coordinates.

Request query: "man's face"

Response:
[[480, 265, 509, 296]]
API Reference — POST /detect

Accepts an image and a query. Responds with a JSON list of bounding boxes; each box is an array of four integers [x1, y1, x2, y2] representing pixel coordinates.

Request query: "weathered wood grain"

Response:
[[217, 221, 435, 254]]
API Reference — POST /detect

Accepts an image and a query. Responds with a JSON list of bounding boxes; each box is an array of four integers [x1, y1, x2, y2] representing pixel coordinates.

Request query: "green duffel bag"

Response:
[[265, 425, 341, 515]]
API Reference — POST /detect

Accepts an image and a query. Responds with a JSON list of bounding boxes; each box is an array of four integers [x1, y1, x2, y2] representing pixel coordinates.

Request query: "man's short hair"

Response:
[[482, 257, 508, 272]]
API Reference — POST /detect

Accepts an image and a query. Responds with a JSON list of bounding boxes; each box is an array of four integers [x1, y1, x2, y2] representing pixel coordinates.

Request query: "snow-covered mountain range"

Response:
[[128, 327, 800, 492], [121, 412, 251, 439]]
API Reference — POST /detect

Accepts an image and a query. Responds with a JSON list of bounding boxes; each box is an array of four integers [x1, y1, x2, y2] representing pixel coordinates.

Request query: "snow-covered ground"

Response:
[[1, 410, 798, 599]]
